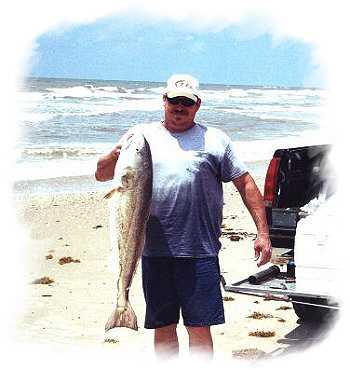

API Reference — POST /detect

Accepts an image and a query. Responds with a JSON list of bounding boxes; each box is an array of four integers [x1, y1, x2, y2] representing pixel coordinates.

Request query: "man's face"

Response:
[[163, 95, 201, 132]]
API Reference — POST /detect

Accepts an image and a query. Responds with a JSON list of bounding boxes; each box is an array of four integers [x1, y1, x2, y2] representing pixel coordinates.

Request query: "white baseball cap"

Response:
[[164, 74, 200, 102]]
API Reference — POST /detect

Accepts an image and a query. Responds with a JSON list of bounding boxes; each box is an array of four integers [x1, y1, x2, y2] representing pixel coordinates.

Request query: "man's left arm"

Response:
[[232, 172, 272, 267]]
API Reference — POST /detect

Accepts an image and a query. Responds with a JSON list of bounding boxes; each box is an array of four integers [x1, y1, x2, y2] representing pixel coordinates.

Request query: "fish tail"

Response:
[[105, 301, 138, 332]]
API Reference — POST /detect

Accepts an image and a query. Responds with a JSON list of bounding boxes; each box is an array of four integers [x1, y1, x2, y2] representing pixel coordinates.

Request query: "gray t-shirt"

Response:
[[118, 121, 248, 257]]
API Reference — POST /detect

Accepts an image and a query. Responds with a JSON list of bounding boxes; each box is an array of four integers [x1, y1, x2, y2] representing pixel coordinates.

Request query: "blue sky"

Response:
[[29, 14, 320, 88]]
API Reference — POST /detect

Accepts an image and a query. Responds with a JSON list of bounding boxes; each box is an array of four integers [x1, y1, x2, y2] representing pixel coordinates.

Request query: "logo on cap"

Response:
[[174, 80, 193, 89]]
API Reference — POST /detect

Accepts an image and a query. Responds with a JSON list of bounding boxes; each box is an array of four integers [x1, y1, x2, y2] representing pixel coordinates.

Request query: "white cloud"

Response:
[[2, 0, 349, 369]]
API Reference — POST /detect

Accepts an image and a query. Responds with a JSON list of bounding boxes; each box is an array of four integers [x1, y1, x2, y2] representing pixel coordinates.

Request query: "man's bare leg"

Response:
[[154, 324, 179, 359], [186, 326, 213, 359]]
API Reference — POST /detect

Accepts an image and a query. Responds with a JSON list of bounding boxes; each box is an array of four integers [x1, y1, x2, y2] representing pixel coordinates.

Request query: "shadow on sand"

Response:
[[269, 311, 340, 357]]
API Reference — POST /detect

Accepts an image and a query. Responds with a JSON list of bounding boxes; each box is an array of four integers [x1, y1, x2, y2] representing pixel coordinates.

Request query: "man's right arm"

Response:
[[95, 145, 121, 182]]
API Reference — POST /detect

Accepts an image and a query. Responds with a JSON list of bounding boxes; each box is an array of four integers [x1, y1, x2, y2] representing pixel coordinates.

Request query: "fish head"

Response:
[[114, 132, 152, 192], [124, 132, 150, 158], [121, 132, 151, 168]]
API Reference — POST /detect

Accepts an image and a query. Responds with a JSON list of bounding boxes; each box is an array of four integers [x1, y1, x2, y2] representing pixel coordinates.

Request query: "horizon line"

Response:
[[24, 74, 322, 90]]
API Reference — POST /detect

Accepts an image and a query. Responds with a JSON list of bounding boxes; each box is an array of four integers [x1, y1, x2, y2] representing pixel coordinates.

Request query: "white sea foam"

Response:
[[95, 85, 128, 93], [15, 79, 326, 185], [13, 157, 98, 181], [205, 104, 323, 124], [241, 105, 323, 122], [21, 86, 162, 109], [233, 129, 329, 162], [46, 85, 134, 99], [20, 146, 100, 159], [82, 97, 162, 115], [227, 88, 250, 98], [148, 86, 166, 95], [48, 86, 95, 98], [17, 111, 55, 123], [13, 128, 329, 183], [17, 91, 46, 102], [196, 87, 326, 109], [18, 82, 326, 121], [61, 98, 161, 116]]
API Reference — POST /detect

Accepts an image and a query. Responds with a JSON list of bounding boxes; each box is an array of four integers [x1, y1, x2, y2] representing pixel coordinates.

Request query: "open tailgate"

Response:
[[221, 265, 339, 309]]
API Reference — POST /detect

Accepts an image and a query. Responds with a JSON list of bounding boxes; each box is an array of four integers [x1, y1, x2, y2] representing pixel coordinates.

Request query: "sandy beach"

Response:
[[13, 173, 337, 362]]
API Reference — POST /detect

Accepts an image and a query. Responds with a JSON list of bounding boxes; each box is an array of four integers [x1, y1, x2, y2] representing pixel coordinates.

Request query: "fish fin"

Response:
[[104, 189, 118, 199], [105, 302, 138, 332], [104, 185, 126, 199]]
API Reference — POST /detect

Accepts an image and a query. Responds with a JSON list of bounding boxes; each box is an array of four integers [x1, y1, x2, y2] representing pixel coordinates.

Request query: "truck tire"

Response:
[[291, 296, 337, 322]]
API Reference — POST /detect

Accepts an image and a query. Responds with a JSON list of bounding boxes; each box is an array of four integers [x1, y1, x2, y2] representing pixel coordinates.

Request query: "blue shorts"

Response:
[[141, 256, 225, 329]]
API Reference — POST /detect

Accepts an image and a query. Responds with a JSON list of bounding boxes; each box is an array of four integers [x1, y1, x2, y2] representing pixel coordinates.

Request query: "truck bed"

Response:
[[221, 246, 338, 305]]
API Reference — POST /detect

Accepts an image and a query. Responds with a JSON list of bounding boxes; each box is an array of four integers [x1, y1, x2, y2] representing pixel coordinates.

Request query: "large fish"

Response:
[[104, 132, 152, 332]]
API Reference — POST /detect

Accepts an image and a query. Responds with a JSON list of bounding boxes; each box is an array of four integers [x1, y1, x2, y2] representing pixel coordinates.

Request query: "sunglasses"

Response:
[[166, 96, 197, 107]]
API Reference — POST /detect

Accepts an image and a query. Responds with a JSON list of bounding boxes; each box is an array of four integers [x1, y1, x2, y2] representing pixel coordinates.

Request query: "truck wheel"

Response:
[[291, 296, 337, 322]]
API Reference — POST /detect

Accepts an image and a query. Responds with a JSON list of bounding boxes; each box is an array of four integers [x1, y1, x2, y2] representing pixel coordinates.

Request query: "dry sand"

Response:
[[13, 176, 335, 362]]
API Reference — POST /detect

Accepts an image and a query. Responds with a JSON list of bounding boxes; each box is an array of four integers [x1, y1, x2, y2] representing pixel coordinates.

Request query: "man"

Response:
[[95, 74, 272, 359]]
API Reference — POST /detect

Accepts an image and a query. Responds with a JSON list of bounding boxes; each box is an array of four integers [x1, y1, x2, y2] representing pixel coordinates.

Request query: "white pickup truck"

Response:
[[222, 144, 340, 322]]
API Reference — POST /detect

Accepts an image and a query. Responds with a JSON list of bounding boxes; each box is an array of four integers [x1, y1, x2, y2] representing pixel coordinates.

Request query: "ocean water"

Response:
[[15, 77, 328, 194]]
